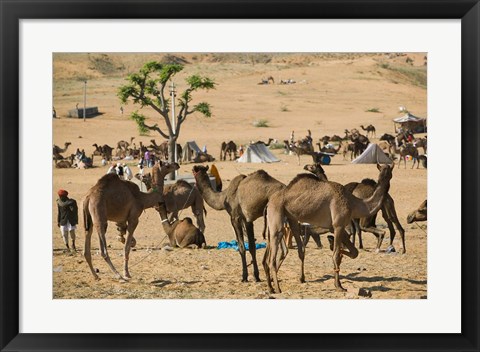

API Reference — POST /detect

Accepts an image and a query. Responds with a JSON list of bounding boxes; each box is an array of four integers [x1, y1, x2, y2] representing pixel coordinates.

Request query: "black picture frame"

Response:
[[1, 1, 479, 351]]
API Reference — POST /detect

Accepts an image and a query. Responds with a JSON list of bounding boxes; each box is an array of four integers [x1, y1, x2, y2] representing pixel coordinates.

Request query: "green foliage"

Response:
[[130, 111, 150, 135], [269, 142, 285, 150], [194, 102, 213, 117], [253, 119, 270, 128], [366, 107, 381, 113], [378, 62, 427, 88]]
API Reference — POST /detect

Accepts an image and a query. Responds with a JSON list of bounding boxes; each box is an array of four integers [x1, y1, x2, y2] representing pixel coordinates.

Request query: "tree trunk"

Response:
[[168, 137, 177, 180]]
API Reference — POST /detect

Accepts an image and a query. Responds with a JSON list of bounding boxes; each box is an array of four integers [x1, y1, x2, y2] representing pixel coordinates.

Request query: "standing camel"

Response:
[[345, 178, 406, 253], [413, 137, 427, 154], [192, 165, 286, 282], [253, 138, 274, 146], [139, 175, 207, 234], [220, 141, 238, 161], [82, 161, 180, 280], [263, 164, 394, 293], [360, 124, 376, 138], [284, 140, 314, 165], [398, 144, 419, 169]]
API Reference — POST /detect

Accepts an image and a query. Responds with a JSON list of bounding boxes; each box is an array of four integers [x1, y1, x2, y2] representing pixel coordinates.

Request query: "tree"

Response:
[[118, 61, 216, 178]]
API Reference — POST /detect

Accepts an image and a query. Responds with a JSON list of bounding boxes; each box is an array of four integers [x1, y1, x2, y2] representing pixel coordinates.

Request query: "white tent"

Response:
[[237, 143, 280, 163], [182, 141, 202, 162], [352, 143, 393, 164]]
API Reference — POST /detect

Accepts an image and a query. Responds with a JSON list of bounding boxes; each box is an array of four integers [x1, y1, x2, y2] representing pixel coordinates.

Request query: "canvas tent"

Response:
[[393, 113, 427, 133], [351, 143, 393, 164], [237, 143, 280, 163], [182, 141, 202, 163]]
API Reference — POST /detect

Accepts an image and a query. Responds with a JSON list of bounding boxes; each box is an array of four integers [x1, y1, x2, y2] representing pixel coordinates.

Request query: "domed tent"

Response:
[[236, 143, 280, 163], [352, 143, 393, 164]]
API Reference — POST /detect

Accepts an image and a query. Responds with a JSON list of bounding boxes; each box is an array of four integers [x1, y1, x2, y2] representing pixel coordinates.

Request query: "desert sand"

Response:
[[52, 53, 427, 299]]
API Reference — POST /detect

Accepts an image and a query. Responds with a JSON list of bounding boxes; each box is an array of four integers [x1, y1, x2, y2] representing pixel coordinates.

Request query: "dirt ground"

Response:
[[52, 53, 427, 299]]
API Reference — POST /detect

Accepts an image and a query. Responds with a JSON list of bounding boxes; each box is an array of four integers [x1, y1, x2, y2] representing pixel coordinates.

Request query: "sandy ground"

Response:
[[52, 53, 427, 299]]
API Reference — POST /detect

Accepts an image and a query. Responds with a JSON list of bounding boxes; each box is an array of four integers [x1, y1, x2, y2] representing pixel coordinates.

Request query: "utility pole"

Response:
[[83, 80, 87, 122], [170, 81, 178, 179]]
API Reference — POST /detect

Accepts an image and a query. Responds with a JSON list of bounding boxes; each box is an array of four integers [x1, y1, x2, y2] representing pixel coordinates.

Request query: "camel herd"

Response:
[[55, 124, 427, 295]]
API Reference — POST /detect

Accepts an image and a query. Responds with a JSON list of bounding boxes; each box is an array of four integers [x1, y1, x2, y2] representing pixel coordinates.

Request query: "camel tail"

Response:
[[203, 206, 207, 217], [83, 197, 93, 232], [262, 205, 268, 240]]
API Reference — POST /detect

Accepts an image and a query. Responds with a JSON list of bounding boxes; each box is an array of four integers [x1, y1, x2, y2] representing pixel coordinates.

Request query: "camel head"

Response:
[[303, 163, 328, 181], [192, 165, 209, 177], [376, 163, 394, 183], [407, 200, 427, 224]]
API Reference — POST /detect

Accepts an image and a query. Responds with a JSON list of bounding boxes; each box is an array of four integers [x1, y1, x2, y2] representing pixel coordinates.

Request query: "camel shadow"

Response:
[[309, 272, 426, 287]]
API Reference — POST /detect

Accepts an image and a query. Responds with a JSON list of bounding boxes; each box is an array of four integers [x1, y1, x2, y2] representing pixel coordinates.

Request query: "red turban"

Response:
[[58, 189, 68, 197]]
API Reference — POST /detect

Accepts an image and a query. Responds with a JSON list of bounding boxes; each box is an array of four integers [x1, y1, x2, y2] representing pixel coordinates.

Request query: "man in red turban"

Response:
[[56, 189, 78, 251]]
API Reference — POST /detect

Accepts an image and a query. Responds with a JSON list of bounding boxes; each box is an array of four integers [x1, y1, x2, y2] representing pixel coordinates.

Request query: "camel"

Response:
[[330, 135, 343, 142], [192, 165, 286, 282], [82, 161, 180, 280], [316, 142, 341, 154], [413, 137, 427, 154], [263, 163, 394, 293], [284, 140, 314, 165], [155, 200, 206, 249], [193, 153, 215, 163], [117, 137, 135, 151], [53, 142, 71, 160], [344, 178, 406, 253], [92, 143, 113, 161], [360, 124, 376, 138], [220, 141, 238, 161], [139, 174, 207, 233], [55, 156, 74, 168], [398, 144, 419, 169], [253, 138, 274, 147], [379, 133, 396, 144], [407, 200, 427, 223], [258, 76, 275, 85]]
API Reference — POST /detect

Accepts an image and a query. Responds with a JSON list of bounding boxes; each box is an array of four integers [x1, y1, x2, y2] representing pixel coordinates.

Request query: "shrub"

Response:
[[253, 119, 270, 127]]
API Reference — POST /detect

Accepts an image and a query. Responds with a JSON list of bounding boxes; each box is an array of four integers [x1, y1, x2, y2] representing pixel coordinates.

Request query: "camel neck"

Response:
[[351, 173, 390, 219], [194, 172, 226, 211], [156, 201, 177, 246]]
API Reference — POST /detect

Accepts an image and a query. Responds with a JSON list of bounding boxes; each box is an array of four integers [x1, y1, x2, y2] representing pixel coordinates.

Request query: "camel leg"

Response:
[[84, 225, 98, 280], [123, 218, 139, 279], [245, 221, 261, 282], [231, 216, 248, 282], [262, 243, 274, 293], [311, 233, 323, 248], [269, 231, 283, 293], [288, 220, 305, 283], [340, 232, 359, 259], [193, 204, 206, 234], [332, 227, 347, 292], [96, 222, 123, 280], [382, 202, 406, 253]]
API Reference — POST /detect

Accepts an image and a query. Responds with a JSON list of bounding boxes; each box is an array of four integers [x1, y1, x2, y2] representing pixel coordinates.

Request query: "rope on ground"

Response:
[[413, 221, 427, 234], [129, 234, 170, 268]]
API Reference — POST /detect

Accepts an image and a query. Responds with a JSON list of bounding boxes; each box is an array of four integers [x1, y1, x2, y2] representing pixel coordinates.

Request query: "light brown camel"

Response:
[[55, 155, 74, 168], [193, 165, 286, 282], [220, 141, 237, 161], [407, 200, 427, 223], [263, 163, 394, 293], [193, 153, 215, 163], [138, 174, 207, 233], [360, 124, 376, 138], [82, 161, 179, 280], [117, 137, 135, 151], [155, 200, 206, 249], [253, 138, 274, 147], [344, 178, 406, 253], [284, 140, 314, 165]]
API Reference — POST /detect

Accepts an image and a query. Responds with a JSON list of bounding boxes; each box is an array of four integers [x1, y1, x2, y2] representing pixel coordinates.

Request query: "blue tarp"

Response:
[[217, 240, 267, 251]]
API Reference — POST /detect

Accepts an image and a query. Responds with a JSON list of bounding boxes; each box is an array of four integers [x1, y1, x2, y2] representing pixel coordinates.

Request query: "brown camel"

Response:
[[413, 137, 427, 154], [193, 165, 285, 282], [139, 174, 207, 233], [53, 142, 71, 160], [263, 163, 394, 293], [92, 143, 113, 161], [254, 138, 274, 147], [193, 153, 215, 163], [155, 200, 206, 249], [117, 137, 135, 151], [330, 135, 343, 142], [344, 178, 406, 253], [398, 144, 419, 169], [220, 141, 238, 161], [82, 161, 179, 280], [360, 124, 376, 138], [284, 140, 314, 165], [407, 200, 427, 223], [55, 155, 75, 168]]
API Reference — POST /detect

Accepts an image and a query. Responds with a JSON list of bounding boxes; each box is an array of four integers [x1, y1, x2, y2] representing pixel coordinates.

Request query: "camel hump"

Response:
[[183, 217, 194, 224], [287, 173, 319, 188], [360, 178, 377, 187]]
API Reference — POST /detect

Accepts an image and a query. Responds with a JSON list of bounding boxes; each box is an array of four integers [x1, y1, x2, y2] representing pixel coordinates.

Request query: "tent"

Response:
[[182, 141, 202, 162], [236, 143, 280, 163], [352, 143, 393, 164], [393, 113, 427, 133]]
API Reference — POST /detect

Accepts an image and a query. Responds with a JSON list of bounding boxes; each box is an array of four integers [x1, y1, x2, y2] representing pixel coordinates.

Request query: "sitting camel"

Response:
[[155, 201, 206, 249], [82, 161, 179, 280], [194, 152, 215, 163], [263, 164, 393, 293], [407, 200, 427, 223]]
